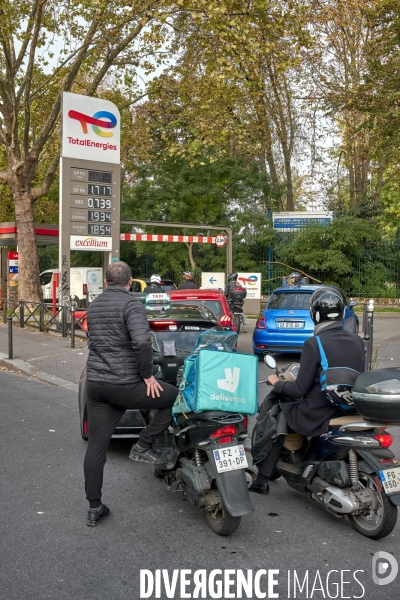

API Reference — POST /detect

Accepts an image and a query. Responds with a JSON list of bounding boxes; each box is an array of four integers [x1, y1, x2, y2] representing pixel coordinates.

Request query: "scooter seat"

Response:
[[328, 414, 372, 429]]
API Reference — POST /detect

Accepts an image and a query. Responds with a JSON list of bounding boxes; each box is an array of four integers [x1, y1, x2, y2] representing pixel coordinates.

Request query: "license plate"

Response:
[[213, 445, 248, 473], [277, 321, 304, 329], [379, 467, 400, 494]]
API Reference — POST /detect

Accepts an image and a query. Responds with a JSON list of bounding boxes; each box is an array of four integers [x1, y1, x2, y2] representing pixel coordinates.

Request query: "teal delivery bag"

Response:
[[193, 350, 258, 415]]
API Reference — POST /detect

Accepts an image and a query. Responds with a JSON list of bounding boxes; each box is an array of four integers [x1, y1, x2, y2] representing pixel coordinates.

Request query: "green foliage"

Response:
[[121, 149, 276, 278], [279, 218, 381, 276]]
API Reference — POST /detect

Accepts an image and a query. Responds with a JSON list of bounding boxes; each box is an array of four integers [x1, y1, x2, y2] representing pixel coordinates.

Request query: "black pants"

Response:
[[257, 437, 286, 478], [84, 379, 177, 506]]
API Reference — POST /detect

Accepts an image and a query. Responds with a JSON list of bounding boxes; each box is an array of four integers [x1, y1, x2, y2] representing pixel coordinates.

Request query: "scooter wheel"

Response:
[[234, 314, 241, 334], [205, 501, 241, 536], [348, 471, 398, 539]]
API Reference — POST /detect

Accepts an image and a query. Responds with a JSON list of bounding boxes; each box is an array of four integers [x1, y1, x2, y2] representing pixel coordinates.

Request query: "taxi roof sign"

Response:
[[145, 293, 170, 304]]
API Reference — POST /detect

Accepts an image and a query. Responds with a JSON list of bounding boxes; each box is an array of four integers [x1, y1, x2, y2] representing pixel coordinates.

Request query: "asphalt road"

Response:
[[1, 354, 400, 599]]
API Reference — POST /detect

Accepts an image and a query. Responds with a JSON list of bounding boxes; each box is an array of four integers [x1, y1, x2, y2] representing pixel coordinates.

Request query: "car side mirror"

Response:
[[349, 300, 358, 307]]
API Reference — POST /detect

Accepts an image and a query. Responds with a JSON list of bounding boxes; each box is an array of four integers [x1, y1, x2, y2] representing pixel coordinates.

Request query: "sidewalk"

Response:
[[0, 324, 88, 392]]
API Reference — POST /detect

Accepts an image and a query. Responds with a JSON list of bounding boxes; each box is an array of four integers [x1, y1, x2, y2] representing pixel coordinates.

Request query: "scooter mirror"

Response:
[[264, 354, 277, 369]]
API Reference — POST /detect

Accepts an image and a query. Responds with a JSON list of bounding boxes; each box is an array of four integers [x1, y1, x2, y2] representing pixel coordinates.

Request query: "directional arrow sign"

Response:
[[201, 272, 225, 290]]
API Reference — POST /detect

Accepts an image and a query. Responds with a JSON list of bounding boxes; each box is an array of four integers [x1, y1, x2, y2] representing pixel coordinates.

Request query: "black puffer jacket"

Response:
[[86, 286, 153, 385]]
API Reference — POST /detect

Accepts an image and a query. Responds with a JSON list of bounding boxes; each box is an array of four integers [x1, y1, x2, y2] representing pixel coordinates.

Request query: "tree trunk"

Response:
[[373, 151, 386, 205], [185, 241, 196, 271], [282, 145, 294, 211], [13, 184, 43, 302]]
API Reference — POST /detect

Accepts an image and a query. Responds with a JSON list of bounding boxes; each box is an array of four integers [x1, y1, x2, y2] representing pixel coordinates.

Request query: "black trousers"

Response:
[[84, 379, 177, 506], [257, 437, 286, 478]]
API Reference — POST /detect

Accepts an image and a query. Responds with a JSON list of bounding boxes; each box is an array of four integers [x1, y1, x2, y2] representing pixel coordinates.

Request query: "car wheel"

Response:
[[254, 352, 264, 362]]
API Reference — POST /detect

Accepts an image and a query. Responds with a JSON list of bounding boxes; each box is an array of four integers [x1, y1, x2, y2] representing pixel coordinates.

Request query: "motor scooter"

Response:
[[150, 410, 257, 536], [225, 286, 247, 333], [253, 355, 400, 539]]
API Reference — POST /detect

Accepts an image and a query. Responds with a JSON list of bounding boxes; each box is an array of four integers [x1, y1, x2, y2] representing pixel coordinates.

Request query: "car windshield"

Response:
[[268, 292, 312, 310], [153, 329, 218, 353], [171, 300, 223, 318]]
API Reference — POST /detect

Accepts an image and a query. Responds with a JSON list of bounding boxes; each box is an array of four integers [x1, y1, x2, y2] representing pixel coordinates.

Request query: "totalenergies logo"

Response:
[[68, 109, 117, 138], [239, 275, 258, 287]]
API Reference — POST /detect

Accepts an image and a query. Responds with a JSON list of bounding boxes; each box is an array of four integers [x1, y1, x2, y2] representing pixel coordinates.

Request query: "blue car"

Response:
[[253, 284, 359, 358]]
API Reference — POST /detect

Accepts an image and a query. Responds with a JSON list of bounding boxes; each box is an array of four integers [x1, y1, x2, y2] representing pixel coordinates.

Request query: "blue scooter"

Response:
[[254, 355, 400, 539]]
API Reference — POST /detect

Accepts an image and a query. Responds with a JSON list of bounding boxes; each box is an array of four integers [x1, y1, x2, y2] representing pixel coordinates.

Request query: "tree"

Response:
[[279, 217, 381, 282], [122, 147, 272, 277], [0, 0, 175, 301], [305, 0, 391, 211], [142, 0, 311, 211]]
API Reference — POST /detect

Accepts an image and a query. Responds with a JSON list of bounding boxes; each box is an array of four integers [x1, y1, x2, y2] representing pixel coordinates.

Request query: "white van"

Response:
[[40, 267, 103, 307]]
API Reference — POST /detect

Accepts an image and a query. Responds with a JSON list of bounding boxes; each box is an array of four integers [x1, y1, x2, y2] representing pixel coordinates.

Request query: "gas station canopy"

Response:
[[0, 222, 59, 246]]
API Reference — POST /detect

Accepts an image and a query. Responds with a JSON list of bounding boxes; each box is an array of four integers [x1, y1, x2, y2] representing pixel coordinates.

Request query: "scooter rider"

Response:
[[225, 272, 248, 333], [143, 274, 164, 294], [250, 287, 365, 495], [286, 271, 302, 286]]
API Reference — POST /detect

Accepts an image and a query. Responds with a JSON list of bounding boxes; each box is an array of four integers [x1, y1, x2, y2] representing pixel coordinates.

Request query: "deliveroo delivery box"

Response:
[[194, 350, 258, 415]]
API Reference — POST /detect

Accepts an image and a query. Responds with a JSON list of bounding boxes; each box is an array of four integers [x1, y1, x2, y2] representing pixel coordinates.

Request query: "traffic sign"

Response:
[[201, 272, 225, 290], [215, 233, 227, 248]]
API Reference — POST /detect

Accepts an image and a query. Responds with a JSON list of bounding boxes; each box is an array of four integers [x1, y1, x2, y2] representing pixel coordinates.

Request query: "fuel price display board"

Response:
[[60, 158, 120, 253]]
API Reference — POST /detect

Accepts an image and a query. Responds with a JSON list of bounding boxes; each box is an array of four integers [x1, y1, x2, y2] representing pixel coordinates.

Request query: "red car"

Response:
[[168, 289, 237, 331]]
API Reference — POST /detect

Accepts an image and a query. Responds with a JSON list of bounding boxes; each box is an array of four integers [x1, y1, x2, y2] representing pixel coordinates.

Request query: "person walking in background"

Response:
[[177, 271, 198, 290], [83, 261, 177, 527]]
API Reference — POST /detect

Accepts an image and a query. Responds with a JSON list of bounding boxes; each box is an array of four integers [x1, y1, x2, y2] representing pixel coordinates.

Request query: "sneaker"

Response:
[[249, 482, 269, 495], [86, 504, 110, 527], [129, 444, 159, 464], [243, 327, 248, 333]]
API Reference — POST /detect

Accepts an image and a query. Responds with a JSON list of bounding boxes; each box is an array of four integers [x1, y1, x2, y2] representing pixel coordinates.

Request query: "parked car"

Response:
[[40, 267, 103, 307], [168, 289, 237, 331], [253, 284, 359, 358], [130, 278, 176, 293], [78, 297, 222, 439]]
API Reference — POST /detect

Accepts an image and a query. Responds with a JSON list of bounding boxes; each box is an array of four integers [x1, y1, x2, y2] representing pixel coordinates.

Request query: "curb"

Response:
[[0, 352, 79, 393]]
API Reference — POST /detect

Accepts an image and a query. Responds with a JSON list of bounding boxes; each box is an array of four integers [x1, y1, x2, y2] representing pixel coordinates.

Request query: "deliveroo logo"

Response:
[[217, 367, 240, 393]]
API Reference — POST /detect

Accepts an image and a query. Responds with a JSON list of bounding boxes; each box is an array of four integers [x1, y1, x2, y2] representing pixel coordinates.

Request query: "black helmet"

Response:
[[310, 288, 344, 325], [289, 271, 302, 284], [227, 272, 238, 283]]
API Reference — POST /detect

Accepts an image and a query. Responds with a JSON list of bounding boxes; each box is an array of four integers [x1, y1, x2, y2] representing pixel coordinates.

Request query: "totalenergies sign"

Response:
[[61, 92, 120, 163], [237, 273, 262, 299]]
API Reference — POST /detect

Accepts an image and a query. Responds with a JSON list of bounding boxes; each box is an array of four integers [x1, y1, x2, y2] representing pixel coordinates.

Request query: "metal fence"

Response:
[[249, 239, 400, 297], [120, 233, 400, 298], [2, 299, 87, 349]]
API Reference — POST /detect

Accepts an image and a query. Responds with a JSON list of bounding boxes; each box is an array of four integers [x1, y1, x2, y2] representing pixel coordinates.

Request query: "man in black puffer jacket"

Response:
[[84, 261, 177, 526]]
